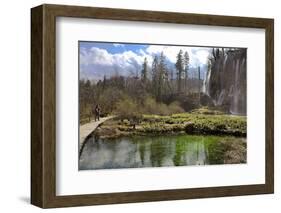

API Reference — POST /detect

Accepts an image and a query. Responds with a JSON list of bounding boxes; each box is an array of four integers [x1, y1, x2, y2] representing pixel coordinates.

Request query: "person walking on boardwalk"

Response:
[[93, 104, 101, 121]]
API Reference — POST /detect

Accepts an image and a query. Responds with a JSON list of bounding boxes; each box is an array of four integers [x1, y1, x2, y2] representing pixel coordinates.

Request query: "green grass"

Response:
[[97, 111, 246, 139], [142, 112, 246, 135]]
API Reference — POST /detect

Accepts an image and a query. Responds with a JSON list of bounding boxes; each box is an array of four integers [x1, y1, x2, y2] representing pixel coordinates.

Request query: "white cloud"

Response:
[[194, 49, 210, 65], [146, 45, 181, 63], [145, 45, 211, 68], [113, 43, 125, 47], [80, 47, 152, 80], [80, 45, 211, 80]]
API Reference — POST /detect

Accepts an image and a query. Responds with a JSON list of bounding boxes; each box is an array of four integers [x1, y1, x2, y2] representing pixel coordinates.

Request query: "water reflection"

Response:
[[79, 135, 245, 170]]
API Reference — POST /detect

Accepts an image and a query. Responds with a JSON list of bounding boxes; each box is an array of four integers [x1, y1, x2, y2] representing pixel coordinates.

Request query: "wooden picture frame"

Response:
[[31, 4, 274, 208]]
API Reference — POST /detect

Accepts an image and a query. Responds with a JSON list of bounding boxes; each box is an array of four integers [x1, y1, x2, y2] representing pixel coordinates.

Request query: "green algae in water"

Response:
[[79, 134, 246, 170]]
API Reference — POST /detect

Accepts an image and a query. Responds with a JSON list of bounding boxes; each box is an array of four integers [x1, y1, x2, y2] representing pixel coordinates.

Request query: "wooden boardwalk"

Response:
[[79, 116, 115, 152]]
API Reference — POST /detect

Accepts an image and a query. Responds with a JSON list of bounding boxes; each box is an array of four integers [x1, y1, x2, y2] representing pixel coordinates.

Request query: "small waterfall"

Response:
[[230, 59, 240, 114], [204, 48, 247, 115], [203, 63, 211, 96]]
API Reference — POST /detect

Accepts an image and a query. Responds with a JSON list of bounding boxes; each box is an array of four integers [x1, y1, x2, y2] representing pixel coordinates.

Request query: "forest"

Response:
[[80, 47, 246, 123], [80, 49, 206, 123]]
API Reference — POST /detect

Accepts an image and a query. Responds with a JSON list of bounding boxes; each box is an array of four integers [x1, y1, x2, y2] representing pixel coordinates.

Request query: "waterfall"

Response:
[[204, 49, 247, 115], [203, 63, 211, 96], [230, 59, 241, 114]]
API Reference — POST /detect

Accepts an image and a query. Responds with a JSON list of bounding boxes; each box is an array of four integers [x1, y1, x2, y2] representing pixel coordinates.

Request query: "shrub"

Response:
[[142, 97, 184, 116], [98, 88, 124, 115], [168, 101, 184, 114], [157, 103, 170, 115], [190, 106, 224, 115], [142, 96, 159, 114], [115, 97, 142, 123]]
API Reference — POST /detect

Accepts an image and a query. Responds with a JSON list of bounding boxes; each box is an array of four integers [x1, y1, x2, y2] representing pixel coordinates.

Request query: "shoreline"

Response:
[[93, 112, 247, 140]]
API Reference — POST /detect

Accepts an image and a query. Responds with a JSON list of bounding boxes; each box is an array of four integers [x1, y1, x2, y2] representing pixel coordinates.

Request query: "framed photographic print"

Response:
[[31, 4, 274, 208]]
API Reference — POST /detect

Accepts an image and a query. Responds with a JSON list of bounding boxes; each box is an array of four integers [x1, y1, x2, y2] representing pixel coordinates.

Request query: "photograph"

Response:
[[78, 41, 247, 170]]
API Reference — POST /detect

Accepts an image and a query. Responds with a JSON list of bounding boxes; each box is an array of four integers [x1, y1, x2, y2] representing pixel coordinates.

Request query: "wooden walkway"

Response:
[[79, 116, 115, 152]]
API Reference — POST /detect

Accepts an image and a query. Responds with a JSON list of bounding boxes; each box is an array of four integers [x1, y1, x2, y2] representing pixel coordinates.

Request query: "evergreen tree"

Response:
[[151, 55, 159, 98], [157, 52, 167, 101], [175, 50, 184, 92], [183, 51, 190, 92], [141, 57, 148, 83], [102, 75, 107, 90]]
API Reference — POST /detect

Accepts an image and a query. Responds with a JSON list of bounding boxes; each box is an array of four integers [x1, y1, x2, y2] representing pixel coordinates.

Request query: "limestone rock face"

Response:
[[204, 49, 247, 115]]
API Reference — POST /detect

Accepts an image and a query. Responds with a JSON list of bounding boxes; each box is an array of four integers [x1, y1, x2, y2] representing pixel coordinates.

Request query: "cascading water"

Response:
[[203, 62, 212, 96], [204, 48, 247, 115]]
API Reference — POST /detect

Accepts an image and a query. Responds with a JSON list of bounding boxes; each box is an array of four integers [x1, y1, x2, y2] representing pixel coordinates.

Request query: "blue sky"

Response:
[[79, 41, 212, 81], [80, 42, 149, 55]]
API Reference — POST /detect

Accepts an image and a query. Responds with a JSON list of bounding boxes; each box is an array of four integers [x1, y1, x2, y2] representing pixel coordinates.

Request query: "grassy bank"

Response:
[[94, 112, 246, 139]]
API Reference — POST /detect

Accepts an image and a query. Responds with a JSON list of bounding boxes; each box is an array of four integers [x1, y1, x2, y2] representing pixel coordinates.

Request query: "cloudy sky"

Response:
[[79, 41, 212, 81]]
